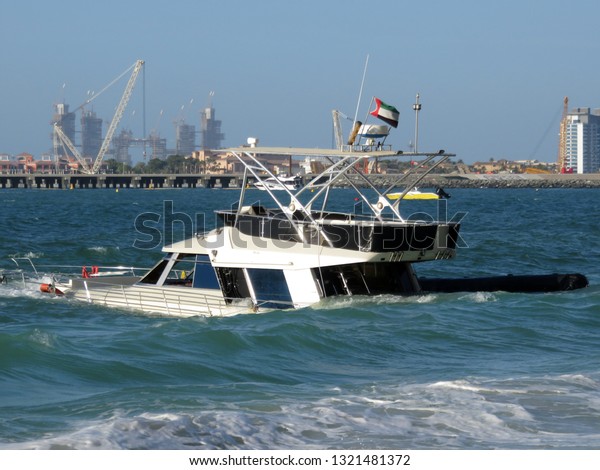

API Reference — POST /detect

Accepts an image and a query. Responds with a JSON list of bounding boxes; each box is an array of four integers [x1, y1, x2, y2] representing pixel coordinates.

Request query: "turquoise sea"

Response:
[[0, 187, 599, 449]]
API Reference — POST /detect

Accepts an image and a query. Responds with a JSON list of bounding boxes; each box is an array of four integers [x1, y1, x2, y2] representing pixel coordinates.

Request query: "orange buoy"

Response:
[[40, 283, 52, 293], [40, 283, 64, 296]]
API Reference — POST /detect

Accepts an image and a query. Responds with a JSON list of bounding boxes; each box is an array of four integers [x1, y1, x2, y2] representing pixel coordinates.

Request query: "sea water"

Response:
[[0, 187, 599, 449]]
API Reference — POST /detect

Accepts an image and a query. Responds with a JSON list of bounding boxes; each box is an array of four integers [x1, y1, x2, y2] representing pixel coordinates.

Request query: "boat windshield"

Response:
[[139, 253, 219, 289]]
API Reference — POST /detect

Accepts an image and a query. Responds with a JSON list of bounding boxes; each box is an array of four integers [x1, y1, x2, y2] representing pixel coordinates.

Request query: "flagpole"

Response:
[[361, 96, 375, 137]]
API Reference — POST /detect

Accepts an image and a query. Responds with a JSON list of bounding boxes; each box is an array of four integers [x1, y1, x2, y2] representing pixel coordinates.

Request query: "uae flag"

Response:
[[370, 97, 399, 128]]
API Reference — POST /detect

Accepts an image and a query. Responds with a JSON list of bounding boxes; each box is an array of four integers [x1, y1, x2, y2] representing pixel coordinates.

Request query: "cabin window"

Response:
[[246, 268, 292, 309], [215, 267, 251, 302], [313, 262, 419, 297], [139, 254, 220, 289], [162, 254, 196, 286], [192, 254, 220, 289], [139, 258, 170, 284]]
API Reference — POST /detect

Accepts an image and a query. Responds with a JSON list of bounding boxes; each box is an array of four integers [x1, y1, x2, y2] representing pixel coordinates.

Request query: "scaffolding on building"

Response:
[[558, 97, 568, 172], [175, 122, 196, 156], [81, 110, 103, 158], [201, 105, 225, 150], [112, 129, 168, 165]]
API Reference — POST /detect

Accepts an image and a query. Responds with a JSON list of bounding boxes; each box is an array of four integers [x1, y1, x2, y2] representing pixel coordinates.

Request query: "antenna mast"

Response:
[[353, 55, 369, 127], [413, 93, 422, 153]]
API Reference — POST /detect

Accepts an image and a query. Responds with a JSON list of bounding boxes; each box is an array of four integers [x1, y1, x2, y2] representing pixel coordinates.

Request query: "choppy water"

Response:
[[0, 187, 599, 449]]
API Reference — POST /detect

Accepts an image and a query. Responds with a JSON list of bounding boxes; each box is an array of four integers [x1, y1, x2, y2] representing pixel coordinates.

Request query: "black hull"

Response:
[[418, 273, 589, 293]]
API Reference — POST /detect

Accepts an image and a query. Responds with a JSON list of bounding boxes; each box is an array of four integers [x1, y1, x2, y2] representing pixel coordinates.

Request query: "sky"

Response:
[[1, 0, 599, 164]]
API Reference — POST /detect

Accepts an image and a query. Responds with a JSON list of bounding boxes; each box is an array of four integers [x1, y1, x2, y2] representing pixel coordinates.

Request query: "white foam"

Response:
[[88, 246, 109, 253], [415, 294, 437, 303], [316, 293, 438, 310], [7, 251, 43, 259], [0, 281, 47, 300], [459, 291, 498, 303], [429, 379, 484, 392], [88, 246, 120, 253], [28, 328, 56, 348], [555, 374, 599, 389], [4, 374, 600, 449]]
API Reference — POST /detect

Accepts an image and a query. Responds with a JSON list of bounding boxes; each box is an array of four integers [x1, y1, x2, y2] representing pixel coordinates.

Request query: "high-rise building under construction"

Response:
[[201, 105, 224, 150], [81, 110, 103, 158], [175, 122, 196, 156], [559, 106, 600, 174]]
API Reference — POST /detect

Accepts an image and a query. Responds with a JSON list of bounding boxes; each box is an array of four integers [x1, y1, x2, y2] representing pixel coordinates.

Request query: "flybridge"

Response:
[[212, 145, 460, 265], [223, 145, 454, 224]]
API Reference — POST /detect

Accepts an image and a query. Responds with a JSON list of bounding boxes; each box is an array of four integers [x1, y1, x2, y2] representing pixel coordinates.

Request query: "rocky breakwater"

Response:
[[343, 173, 600, 189], [427, 173, 600, 189]]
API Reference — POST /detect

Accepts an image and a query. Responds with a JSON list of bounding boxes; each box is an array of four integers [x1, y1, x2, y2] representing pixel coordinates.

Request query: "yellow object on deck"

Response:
[[387, 190, 439, 201]]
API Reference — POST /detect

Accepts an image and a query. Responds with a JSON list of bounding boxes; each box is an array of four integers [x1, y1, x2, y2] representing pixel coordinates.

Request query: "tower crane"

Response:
[[92, 60, 144, 173], [52, 59, 145, 175], [558, 96, 569, 172]]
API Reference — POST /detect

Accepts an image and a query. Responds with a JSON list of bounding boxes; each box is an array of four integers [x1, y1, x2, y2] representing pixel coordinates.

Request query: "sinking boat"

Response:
[[2, 143, 587, 318], [1, 103, 588, 317]]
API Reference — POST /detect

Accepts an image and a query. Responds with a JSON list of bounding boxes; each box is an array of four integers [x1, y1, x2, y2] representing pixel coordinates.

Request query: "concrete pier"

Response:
[[0, 173, 243, 189], [1, 172, 600, 189]]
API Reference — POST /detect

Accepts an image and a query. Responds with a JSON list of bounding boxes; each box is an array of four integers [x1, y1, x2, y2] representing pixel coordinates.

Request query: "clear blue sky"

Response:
[[1, 0, 599, 163]]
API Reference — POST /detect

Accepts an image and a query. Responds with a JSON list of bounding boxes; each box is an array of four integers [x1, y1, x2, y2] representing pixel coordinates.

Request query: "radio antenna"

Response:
[[353, 54, 370, 126]]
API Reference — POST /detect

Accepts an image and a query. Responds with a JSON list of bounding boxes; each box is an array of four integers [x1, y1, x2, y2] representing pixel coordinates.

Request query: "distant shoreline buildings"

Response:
[[51, 100, 225, 165], [2, 97, 600, 175], [0, 100, 226, 173], [559, 105, 600, 174]]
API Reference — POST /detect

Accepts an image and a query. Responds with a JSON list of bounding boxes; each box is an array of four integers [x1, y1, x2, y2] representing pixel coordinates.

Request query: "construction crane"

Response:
[[92, 60, 144, 173], [52, 59, 145, 174], [332, 110, 352, 149], [53, 122, 92, 173], [558, 96, 569, 172]]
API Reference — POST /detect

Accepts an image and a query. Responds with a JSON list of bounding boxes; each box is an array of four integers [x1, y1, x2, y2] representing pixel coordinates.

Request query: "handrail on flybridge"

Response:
[[230, 149, 332, 246], [228, 147, 454, 238]]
